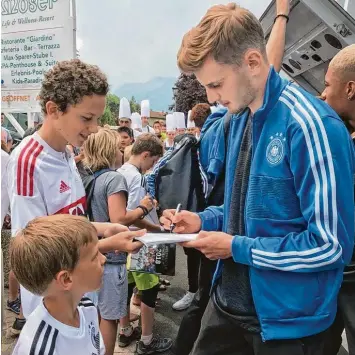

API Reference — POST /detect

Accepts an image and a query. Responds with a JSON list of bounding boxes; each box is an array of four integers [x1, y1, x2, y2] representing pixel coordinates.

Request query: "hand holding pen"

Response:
[[169, 203, 182, 233], [160, 205, 202, 234]]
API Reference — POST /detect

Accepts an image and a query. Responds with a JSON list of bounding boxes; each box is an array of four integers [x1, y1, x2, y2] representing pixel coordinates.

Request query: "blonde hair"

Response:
[[177, 3, 266, 73], [330, 44, 355, 81], [10, 215, 96, 295], [83, 128, 120, 172], [124, 145, 133, 163]]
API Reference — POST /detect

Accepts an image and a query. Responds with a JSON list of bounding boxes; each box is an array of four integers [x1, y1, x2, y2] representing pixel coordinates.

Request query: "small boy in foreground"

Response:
[[11, 215, 142, 355]]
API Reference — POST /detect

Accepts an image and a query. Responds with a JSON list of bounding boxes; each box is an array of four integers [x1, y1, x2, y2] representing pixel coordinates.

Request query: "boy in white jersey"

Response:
[[7, 59, 142, 333], [11, 215, 139, 355]]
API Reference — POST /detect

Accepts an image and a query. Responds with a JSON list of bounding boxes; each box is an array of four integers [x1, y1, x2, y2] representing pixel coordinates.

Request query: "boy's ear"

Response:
[[55, 270, 73, 291], [141, 151, 150, 159], [45, 101, 60, 119]]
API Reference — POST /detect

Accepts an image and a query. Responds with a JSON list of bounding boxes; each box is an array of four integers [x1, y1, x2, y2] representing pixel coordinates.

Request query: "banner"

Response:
[[1, 89, 40, 111], [1, 0, 75, 111], [1, 0, 72, 32]]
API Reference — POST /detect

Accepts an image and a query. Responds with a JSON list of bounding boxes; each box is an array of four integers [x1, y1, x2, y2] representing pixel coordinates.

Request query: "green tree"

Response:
[[169, 74, 209, 115], [99, 93, 120, 126], [107, 93, 120, 119], [99, 106, 115, 126], [130, 96, 140, 113], [99, 93, 142, 126]]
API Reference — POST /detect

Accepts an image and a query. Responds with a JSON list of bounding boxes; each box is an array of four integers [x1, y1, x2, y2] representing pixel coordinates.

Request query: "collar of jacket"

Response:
[[200, 108, 228, 139], [235, 66, 288, 123]]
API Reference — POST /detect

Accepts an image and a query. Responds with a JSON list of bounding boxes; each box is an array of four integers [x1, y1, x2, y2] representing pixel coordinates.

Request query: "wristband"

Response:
[[274, 14, 289, 23], [138, 205, 149, 219]]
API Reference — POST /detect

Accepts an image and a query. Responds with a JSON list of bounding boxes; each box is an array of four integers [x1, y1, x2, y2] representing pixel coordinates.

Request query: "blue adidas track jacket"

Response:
[[199, 67, 355, 341]]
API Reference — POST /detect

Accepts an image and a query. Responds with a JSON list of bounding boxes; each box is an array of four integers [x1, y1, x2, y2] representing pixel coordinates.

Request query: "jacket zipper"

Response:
[[246, 114, 266, 342]]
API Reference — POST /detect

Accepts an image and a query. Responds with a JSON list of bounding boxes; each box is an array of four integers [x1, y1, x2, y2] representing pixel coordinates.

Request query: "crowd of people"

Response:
[[1, 0, 355, 354]]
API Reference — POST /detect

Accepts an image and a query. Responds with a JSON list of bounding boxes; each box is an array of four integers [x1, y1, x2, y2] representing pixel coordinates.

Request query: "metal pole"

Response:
[[71, 0, 77, 58], [27, 111, 34, 129], [5, 113, 25, 137]]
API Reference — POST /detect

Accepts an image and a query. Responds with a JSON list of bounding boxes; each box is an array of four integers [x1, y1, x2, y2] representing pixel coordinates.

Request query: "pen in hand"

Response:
[[170, 203, 182, 233]]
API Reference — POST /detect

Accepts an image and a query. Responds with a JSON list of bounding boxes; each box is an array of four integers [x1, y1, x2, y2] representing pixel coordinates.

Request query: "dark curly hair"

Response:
[[190, 103, 211, 129], [39, 59, 109, 114]]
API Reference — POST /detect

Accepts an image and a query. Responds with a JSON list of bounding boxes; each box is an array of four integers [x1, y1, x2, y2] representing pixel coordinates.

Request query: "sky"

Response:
[[76, 0, 272, 91]]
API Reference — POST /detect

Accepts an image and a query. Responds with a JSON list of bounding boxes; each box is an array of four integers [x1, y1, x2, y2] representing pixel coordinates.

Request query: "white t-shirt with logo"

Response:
[[118, 163, 159, 225], [7, 133, 87, 318], [12, 297, 105, 355]]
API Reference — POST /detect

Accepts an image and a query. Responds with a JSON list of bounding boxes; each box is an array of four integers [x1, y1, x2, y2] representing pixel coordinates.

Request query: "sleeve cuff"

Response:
[[198, 209, 218, 231], [231, 235, 254, 266], [198, 206, 224, 231]]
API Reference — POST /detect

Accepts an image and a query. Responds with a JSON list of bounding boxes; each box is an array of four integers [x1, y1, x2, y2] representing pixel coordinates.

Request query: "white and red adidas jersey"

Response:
[[7, 132, 87, 318], [8, 132, 86, 225]]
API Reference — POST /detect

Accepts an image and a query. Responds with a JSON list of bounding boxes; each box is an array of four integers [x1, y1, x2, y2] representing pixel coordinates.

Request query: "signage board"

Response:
[[1, 0, 75, 111]]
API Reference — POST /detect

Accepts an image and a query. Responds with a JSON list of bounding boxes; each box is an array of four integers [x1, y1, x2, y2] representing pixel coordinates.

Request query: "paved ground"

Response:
[[1, 245, 350, 355], [1, 246, 189, 355]]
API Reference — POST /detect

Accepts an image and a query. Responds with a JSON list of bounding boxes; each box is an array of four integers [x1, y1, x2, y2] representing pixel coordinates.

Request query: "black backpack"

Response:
[[79, 165, 112, 221], [155, 134, 205, 213], [155, 114, 232, 213]]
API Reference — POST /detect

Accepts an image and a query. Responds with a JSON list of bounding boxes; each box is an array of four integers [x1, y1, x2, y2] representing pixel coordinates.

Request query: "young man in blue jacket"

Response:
[[161, 3, 355, 355], [174, 2, 290, 351]]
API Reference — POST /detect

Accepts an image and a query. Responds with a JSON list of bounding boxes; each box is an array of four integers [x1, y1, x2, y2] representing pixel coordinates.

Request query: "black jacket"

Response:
[[155, 135, 206, 213]]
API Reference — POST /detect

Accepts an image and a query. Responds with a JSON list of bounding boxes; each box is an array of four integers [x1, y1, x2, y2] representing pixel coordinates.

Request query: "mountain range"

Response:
[[114, 76, 176, 112]]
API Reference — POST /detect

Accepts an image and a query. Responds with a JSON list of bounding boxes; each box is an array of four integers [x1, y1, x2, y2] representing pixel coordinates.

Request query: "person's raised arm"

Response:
[[266, 0, 289, 73]]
